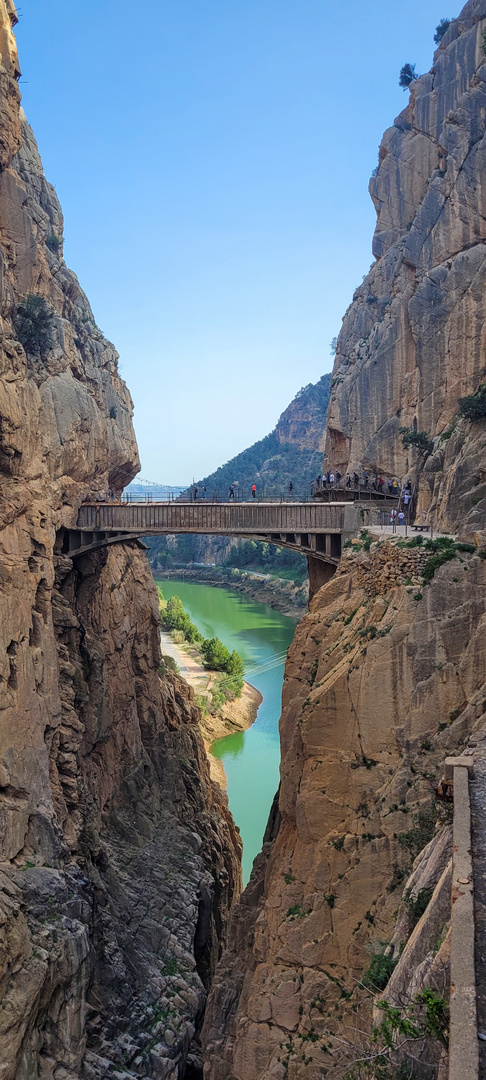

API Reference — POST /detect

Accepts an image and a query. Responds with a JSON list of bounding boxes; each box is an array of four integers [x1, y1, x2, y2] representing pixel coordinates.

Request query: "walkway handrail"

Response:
[[445, 754, 478, 1080]]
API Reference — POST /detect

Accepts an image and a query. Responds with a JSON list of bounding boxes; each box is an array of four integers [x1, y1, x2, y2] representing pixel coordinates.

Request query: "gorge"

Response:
[[0, 3, 486, 1080]]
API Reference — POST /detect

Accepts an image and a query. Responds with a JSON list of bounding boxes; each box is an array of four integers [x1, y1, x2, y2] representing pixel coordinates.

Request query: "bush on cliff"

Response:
[[458, 383, 486, 422], [15, 293, 54, 357], [361, 948, 397, 991], [399, 426, 433, 455], [399, 63, 419, 89], [434, 18, 451, 45]]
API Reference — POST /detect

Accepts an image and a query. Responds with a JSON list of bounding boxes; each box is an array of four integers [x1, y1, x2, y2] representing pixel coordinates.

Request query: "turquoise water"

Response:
[[156, 579, 296, 883]]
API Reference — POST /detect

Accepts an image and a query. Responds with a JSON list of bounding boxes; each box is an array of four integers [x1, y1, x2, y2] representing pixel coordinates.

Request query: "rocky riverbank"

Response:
[[160, 629, 263, 789], [155, 566, 308, 617]]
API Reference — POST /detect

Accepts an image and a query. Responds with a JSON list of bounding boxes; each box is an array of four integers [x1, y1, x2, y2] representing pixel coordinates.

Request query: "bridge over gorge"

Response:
[[59, 494, 399, 594]]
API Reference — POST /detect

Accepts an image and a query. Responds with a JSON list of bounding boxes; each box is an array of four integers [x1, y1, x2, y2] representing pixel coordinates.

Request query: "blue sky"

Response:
[[16, 1, 451, 483]]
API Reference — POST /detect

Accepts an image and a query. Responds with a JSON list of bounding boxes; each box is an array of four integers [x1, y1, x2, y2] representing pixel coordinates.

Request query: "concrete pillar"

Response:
[[307, 555, 336, 601]]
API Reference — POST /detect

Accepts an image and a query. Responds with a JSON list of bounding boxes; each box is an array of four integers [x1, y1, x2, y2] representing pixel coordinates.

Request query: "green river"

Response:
[[156, 579, 297, 883]]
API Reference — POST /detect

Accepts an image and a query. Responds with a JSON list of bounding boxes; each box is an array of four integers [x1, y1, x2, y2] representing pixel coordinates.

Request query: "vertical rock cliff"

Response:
[[325, 0, 486, 539], [0, 5, 241, 1077], [202, 2, 486, 1076]]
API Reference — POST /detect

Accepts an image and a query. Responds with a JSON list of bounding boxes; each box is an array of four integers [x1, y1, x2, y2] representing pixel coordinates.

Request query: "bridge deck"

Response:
[[77, 501, 350, 535]]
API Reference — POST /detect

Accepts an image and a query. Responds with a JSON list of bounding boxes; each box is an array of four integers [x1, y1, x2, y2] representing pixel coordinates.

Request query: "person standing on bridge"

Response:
[[193, 486, 198, 500], [289, 480, 293, 496], [354, 472, 359, 488], [345, 473, 351, 488], [252, 483, 256, 498], [229, 484, 235, 499], [329, 471, 335, 487]]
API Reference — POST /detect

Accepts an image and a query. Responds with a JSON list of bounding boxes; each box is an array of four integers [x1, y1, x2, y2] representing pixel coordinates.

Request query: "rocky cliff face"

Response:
[[0, 8, 241, 1078], [325, 0, 486, 539], [202, 3, 486, 1075], [274, 376, 330, 454], [203, 541, 486, 1078]]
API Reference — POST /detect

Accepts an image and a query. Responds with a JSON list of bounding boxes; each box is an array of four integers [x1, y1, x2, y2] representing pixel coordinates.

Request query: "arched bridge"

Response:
[[61, 499, 372, 569]]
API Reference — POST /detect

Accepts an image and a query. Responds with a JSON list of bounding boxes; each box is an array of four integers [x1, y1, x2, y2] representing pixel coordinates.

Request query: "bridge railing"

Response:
[[119, 490, 316, 504], [100, 484, 402, 506]]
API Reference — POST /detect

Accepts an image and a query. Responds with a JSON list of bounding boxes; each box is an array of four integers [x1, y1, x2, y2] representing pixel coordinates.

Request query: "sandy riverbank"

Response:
[[160, 629, 262, 789]]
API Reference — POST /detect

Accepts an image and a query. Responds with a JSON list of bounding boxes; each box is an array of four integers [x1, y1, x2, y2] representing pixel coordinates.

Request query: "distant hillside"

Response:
[[146, 375, 331, 576], [191, 374, 331, 498]]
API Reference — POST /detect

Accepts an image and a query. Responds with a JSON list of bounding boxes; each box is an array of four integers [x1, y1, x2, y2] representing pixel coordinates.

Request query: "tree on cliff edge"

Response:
[[399, 63, 419, 89]]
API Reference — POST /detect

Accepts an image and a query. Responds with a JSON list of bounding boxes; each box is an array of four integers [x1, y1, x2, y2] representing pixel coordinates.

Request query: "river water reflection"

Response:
[[156, 579, 297, 883]]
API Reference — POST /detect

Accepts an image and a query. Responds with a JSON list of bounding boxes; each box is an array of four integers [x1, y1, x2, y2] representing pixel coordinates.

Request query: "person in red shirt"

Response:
[[252, 483, 256, 498]]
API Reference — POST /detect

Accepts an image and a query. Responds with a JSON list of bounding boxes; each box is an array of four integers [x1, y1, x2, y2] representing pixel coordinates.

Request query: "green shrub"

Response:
[[361, 949, 397, 991], [307, 658, 318, 687], [399, 426, 433, 454], [287, 904, 307, 919], [354, 529, 372, 552], [434, 18, 451, 44], [15, 293, 54, 357], [162, 958, 179, 976], [403, 886, 433, 922], [397, 803, 436, 859], [45, 232, 61, 254], [399, 63, 419, 89], [423, 547, 456, 582], [458, 383, 486, 422]]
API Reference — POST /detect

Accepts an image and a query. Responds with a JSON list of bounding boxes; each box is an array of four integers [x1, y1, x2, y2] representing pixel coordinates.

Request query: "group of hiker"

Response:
[[191, 474, 414, 503], [191, 481, 295, 500], [315, 471, 411, 498]]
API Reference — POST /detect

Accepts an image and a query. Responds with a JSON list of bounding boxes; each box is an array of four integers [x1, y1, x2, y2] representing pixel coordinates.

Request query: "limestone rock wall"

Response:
[[202, 541, 486, 1078], [324, 0, 486, 537], [0, 8, 241, 1078]]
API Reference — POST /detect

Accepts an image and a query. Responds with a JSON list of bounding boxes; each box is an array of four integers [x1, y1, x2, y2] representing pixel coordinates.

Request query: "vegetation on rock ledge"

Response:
[[15, 293, 54, 357], [458, 382, 486, 422]]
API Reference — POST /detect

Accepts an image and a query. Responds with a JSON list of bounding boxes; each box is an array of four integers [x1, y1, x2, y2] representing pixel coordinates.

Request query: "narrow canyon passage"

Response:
[[157, 578, 296, 881]]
